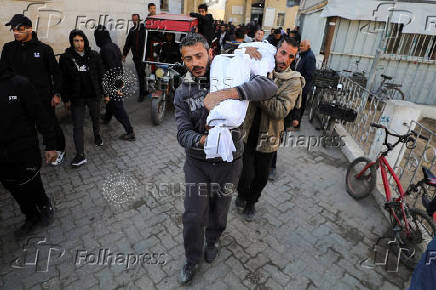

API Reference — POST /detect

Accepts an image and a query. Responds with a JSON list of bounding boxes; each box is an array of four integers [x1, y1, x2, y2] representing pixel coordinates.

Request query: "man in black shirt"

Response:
[[59, 30, 105, 167], [0, 14, 66, 167], [190, 4, 215, 45]]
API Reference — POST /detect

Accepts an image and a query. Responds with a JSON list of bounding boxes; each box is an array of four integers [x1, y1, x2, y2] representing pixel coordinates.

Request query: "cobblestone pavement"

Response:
[[0, 90, 414, 289]]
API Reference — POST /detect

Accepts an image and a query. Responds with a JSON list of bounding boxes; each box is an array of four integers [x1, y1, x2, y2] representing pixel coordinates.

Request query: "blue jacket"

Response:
[[296, 48, 316, 96], [409, 236, 436, 290]]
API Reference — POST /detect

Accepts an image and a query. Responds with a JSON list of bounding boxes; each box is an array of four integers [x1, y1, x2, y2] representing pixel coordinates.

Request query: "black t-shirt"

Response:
[[72, 52, 96, 99]]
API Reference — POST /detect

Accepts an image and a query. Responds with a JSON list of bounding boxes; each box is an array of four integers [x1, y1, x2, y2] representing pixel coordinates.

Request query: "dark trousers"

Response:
[[296, 92, 308, 127], [0, 161, 49, 221], [271, 151, 277, 169], [237, 143, 274, 204], [183, 156, 242, 264], [134, 60, 146, 97], [71, 98, 100, 155], [39, 100, 66, 152], [104, 100, 134, 134]]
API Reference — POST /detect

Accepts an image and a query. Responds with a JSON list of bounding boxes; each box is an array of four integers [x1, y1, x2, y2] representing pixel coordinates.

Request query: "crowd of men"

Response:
[[14, 2, 436, 288]]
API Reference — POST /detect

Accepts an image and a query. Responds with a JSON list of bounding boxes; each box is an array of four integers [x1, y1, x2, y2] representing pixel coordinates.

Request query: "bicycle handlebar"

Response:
[[370, 123, 429, 145]]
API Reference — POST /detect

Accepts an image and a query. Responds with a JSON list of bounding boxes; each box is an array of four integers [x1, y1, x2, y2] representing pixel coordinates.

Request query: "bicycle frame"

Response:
[[357, 155, 411, 235]]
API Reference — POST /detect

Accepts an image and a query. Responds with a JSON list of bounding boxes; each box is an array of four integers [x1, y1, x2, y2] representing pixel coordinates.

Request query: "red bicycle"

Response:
[[346, 122, 436, 268]]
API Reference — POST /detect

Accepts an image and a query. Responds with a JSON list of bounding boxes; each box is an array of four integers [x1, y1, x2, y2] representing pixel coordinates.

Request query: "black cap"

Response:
[[274, 28, 281, 35], [5, 14, 32, 28]]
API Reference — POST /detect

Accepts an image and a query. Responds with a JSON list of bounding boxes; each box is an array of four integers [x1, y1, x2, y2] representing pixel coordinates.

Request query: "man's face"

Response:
[[274, 33, 281, 40], [300, 41, 310, 52], [275, 42, 297, 72], [13, 26, 32, 42], [220, 25, 226, 33], [148, 5, 156, 15], [254, 30, 264, 42], [198, 8, 206, 16], [132, 15, 139, 24], [73, 35, 85, 52], [181, 43, 213, 78]]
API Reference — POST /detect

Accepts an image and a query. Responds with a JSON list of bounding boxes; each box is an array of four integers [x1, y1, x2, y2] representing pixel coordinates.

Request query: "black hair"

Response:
[[94, 25, 111, 48], [132, 14, 140, 19], [277, 36, 298, 50], [234, 29, 244, 40], [180, 33, 209, 53], [273, 28, 281, 35], [198, 4, 208, 11], [148, 3, 156, 9], [69, 29, 90, 51]]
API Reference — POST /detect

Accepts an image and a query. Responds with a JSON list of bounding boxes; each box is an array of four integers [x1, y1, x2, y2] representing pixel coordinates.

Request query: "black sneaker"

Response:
[[180, 262, 198, 285], [242, 203, 256, 222], [101, 116, 111, 124], [95, 135, 104, 147], [39, 200, 54, 226], [204, 242, 219, 263], [14, 218, 40, 239], [235, 197, 246, 209], [119, 133, 136, 141], [71, 154, 87, 168]]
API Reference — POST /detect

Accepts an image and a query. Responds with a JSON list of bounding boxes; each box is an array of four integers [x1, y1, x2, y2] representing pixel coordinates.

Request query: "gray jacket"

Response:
[[174, 71, 278, 162]]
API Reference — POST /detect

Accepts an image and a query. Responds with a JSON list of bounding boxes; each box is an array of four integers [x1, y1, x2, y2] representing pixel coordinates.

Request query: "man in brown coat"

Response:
[[236, 36, 305, 221]]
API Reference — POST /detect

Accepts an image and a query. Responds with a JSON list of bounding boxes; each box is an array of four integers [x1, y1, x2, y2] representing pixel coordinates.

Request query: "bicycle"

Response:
[[343, 60, 405, 100], [346, 122, 436, 268]]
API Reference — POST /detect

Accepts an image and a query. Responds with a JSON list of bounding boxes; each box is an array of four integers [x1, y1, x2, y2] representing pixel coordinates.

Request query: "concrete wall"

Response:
[[0, 0, 183, 55], [300, 10, 326, 66]]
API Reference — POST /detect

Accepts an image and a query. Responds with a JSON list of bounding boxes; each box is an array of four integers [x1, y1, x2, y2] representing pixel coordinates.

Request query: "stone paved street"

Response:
[[0, 88, 414, 289]]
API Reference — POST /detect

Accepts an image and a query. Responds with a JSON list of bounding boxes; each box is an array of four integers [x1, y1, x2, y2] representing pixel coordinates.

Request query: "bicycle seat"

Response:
[[422, 167, 436, 186], [381, 74, 392, 80]]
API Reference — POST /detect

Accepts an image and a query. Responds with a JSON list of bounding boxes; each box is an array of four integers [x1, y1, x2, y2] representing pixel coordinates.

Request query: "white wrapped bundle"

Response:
[[204, 42, 277, 162]]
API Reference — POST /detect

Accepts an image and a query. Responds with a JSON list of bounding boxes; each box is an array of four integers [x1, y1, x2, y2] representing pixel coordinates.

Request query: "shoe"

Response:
[[204, 242, 219, 263], [235, 197, 246, 209], [268, 168, 277, 181], [180, 262, 198, 285], [14, 218, 40, 239], [95, 135, 104, 147], [39, 200, 54, 226], [119, 133, 136, 141], [51, 151, 65, 166], [242, 203, 256, 222], [71, 154, 87, 168], [101, 117, 111, 125]]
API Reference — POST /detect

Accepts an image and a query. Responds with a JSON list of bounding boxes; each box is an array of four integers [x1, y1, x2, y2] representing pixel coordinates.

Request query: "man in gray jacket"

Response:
[[175, 33, 278, 284]]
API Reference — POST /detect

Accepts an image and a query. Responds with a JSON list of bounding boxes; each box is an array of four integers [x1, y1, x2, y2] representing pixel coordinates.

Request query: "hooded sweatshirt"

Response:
[[0, 63, 56, 164], [0, 31, 62, 101], [59, 30, 105, 102], [94, 27, 122, 71]]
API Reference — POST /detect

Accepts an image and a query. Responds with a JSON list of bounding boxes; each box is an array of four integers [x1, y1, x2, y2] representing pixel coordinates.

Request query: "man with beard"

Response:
[[236, 37, 305, 221], [175, 33, 278, 284], [0, 14, 66, 167]]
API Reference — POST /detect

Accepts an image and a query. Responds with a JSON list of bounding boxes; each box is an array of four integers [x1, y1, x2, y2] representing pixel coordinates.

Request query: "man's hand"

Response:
[[204, 88, 239, 111], [64, 101, 71, 112], [122, 55, 127, 62], [45, 151, 58, 164], [245, 47, 262, 60], [199, 135, 207, 146], [292, 120, 299, 128], [104, 96, 110, 104], [51, 95, 61, 107]]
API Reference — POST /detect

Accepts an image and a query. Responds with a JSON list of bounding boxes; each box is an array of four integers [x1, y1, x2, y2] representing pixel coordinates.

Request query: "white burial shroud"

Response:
[[204, 42, 276, 162]]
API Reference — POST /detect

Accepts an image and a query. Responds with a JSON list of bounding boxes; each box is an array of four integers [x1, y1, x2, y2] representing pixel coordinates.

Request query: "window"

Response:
[[277, 13, 285, 27], [286, 0, 300, 7], [385, 23, 436, 60], [160, 0, 169, 11]]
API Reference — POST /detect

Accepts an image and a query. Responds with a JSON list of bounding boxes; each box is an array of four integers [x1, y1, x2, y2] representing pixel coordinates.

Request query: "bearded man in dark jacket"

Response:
[[59, 30, 105, 168], [0, 63, 57, 238]]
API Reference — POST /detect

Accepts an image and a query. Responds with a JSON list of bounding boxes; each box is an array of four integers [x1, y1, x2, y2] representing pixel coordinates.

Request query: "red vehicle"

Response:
[[142, 14, 198, 125]]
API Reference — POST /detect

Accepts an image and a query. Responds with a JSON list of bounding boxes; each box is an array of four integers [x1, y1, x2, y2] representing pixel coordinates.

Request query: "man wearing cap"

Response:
[[0, 14, 66, 167]]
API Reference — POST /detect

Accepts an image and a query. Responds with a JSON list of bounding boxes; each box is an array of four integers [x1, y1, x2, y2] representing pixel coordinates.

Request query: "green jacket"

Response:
[[242, 67, 305, 152]]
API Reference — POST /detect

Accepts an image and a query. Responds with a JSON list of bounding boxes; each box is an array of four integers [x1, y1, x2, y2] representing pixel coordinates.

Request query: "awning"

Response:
[[320, 0, 436, 35]]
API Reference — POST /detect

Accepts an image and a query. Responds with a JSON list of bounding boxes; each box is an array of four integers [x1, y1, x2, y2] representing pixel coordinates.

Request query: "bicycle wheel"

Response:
[[308, 89, 318, 123], [385, 87, 405, 100], [391, 207, 436, 269], [346, 156, 376, 199]]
